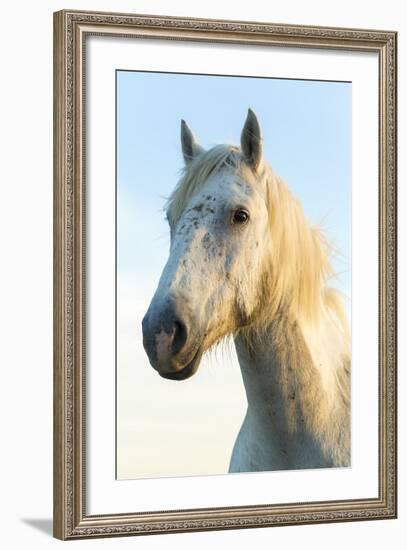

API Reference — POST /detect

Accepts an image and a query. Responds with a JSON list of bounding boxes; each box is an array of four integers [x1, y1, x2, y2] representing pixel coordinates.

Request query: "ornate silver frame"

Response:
[[53, 9, 397, 540]]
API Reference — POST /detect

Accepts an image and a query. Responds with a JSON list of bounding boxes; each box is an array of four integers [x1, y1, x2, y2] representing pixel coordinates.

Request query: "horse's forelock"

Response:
[[165, 145, 244, 225]]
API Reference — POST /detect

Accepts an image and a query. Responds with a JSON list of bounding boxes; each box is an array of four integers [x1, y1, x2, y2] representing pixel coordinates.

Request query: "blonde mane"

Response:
[[166, 144, 349, 341]]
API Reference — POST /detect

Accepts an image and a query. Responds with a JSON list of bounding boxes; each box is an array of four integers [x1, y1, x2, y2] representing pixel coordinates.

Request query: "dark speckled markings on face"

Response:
[[202, 232, 211, 248]]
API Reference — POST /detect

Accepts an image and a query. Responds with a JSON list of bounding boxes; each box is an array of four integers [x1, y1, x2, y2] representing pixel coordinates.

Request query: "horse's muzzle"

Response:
[[142, 299, 202, 380]]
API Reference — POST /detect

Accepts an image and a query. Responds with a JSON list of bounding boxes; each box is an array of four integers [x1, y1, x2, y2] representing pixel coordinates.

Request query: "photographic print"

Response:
[[116, 70, 351, 479]]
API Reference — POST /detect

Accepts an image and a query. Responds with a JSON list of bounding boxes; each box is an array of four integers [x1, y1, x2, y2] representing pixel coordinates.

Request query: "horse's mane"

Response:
[[166, 144, 349, 340], [262, 169, 347, 329]]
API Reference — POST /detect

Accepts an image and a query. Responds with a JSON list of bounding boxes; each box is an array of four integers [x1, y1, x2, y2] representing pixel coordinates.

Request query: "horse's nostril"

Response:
[[172, 320, 188, 355]]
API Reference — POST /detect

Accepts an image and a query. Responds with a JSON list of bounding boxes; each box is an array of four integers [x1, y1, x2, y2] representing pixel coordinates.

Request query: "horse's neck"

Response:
[[234, 313, 350, 469]]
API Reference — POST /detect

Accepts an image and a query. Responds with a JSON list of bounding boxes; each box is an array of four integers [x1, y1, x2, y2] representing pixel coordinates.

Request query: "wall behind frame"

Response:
[[0, 0, 404, 549]]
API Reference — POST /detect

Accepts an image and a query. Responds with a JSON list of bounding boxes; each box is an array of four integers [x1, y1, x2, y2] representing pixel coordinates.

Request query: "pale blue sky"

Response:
[[116, 70, 352, 478], [117, 70, 351, 299]]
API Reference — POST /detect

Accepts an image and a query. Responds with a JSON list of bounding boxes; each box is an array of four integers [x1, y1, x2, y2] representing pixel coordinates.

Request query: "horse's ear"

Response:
[[181, 120, 205, 164], [241, 108, 263, 171]]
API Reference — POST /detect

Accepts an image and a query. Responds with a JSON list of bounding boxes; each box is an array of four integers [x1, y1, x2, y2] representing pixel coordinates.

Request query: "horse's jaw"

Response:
[[159, 346, 204, 381]]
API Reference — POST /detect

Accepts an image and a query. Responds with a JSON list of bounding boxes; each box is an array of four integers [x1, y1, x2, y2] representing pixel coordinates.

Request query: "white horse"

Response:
[[142, 109, 350, 472]]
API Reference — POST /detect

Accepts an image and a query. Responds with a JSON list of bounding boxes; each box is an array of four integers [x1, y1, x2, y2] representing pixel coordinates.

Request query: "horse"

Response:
[[142, 109, 350, 472]]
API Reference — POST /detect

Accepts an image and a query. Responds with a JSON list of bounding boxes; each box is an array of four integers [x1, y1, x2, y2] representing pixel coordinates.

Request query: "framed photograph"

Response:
[[53, 9, 397, 540]]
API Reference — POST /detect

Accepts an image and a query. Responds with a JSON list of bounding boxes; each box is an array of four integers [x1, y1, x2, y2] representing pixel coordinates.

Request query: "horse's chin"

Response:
[[159, 347, 203, 381]]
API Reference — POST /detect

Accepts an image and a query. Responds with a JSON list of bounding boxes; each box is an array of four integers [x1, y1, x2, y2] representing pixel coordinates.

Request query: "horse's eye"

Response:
[[232, 209, 250, 225]]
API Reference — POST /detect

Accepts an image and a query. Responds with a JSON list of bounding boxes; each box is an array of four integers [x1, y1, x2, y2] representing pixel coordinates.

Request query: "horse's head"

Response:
[[142, 109, 270, 380]]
